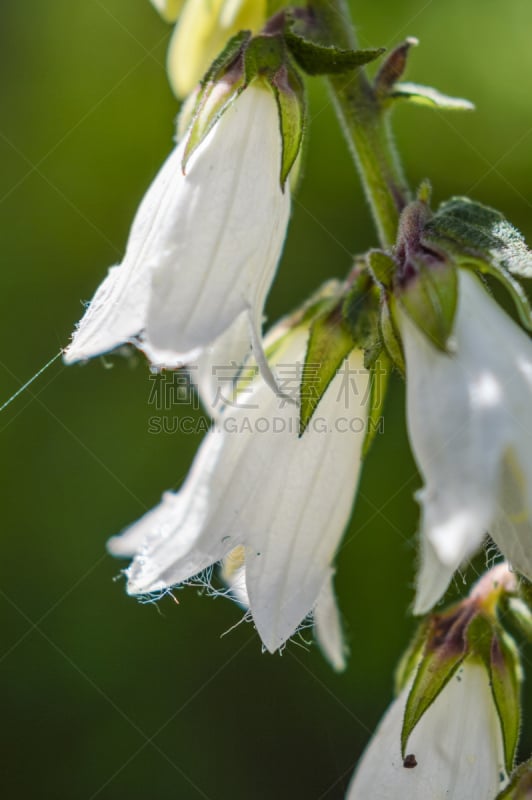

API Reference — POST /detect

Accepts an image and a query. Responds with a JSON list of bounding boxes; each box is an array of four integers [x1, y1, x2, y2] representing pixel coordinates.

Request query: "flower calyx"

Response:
[[298, 267, 389, 459], [183, 28, 306, 187], [372, 173, 532, 357], [398, 564, 523, 775]]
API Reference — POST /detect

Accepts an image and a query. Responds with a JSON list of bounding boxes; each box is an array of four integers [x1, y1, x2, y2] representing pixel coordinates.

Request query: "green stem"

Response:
[[310, 0, 411, 247]]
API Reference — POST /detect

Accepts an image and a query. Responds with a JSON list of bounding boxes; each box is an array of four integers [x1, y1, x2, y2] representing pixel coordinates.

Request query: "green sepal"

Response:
[[390, 82, 474, 110], [264, 281, 341, 365], [342, 271, 382, 360], [182, 31, 305, 188], [397, 258, 458, 351], [422, 196, 532, 330], [490, 632, 522, 774], [401, 608, 470, 757], [271, 61, 306, 187], [243, 33, 286, 79], [182, 31, 250, 170], [394, 618, 430, 696], [244, 35, 306, 187], [299, 269, 385, 436], [467, 615, 522, 774], [299, 302, 355, 436], [466, 611, 494, 660], [496, 758, 532, 799], [367, 249, 396, 289], [380, 298, 405, 374], [362, 352, 390, 457], [505, 596, 532, 642]]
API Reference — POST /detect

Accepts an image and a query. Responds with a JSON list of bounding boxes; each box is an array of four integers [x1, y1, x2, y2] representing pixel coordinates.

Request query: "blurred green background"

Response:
[[1, 1, 531, 797]]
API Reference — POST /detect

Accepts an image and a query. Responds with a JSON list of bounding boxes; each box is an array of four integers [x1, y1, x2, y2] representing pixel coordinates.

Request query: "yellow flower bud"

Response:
[[167, 0, 267, 99], [149, 0, 185, 24]]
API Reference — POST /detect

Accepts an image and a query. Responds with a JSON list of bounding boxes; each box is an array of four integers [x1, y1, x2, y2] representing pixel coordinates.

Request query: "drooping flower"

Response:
[[399, 268, 532, 613], [64, 82, 291, 375], [347, 660, 507, 800], [108, 315, 370, 654], [221, 545, 348, 671], [166, 0, 266, 99]]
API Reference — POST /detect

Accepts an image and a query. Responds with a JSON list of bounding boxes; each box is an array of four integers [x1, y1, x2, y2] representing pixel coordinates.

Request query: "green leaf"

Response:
[[422, 196, 532, 330], [374, 37, 418, 95], [425, 197, 532, 278], [397, 259, 458, 351], [284, 14, 384, 76], [299, 303, 355, 436], [490, 632, 522, 774], [390, 82, 474, 110], [496, 758, 532, 799]]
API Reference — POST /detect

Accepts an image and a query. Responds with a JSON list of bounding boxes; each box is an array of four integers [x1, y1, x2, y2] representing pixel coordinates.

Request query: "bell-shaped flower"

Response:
[[149, 0, 184, 23], [166, 0, 266, 99], [399, 268, 532, 613], [108, 317, 369, 654], [347, 659, 507, 799], [63, 83, 291, 375], [221, 546, 348, 670]]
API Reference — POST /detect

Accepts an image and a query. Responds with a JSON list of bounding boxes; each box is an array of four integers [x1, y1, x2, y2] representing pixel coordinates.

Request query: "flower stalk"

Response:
[[309, 0, 411, 247]]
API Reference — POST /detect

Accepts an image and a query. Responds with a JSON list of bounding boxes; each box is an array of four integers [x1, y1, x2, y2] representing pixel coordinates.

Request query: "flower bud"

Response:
[[149, 0, 184, 23], [167, 0, 266, 98], [348, 564, 523, 799]]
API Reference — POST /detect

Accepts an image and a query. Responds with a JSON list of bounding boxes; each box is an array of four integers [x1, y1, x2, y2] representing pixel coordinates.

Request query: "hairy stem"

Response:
[[310, 0, 410, 247]]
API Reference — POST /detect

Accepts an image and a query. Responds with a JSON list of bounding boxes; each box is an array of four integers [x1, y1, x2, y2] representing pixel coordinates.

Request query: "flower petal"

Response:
[[491, 451, 532, 582], [107, 491, 183, 558], [244, 349, 368, 653], [113, 328, 367, 653], [123, 429, 239, 595], [414, 533, 459, 615], [63, 141, 185, 364], [313, 573, 347, 672], [144, 85, 291, 362], [347, 661, 506, 800], [193, 310, 252, 417], [402, 269, 532, 609]]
